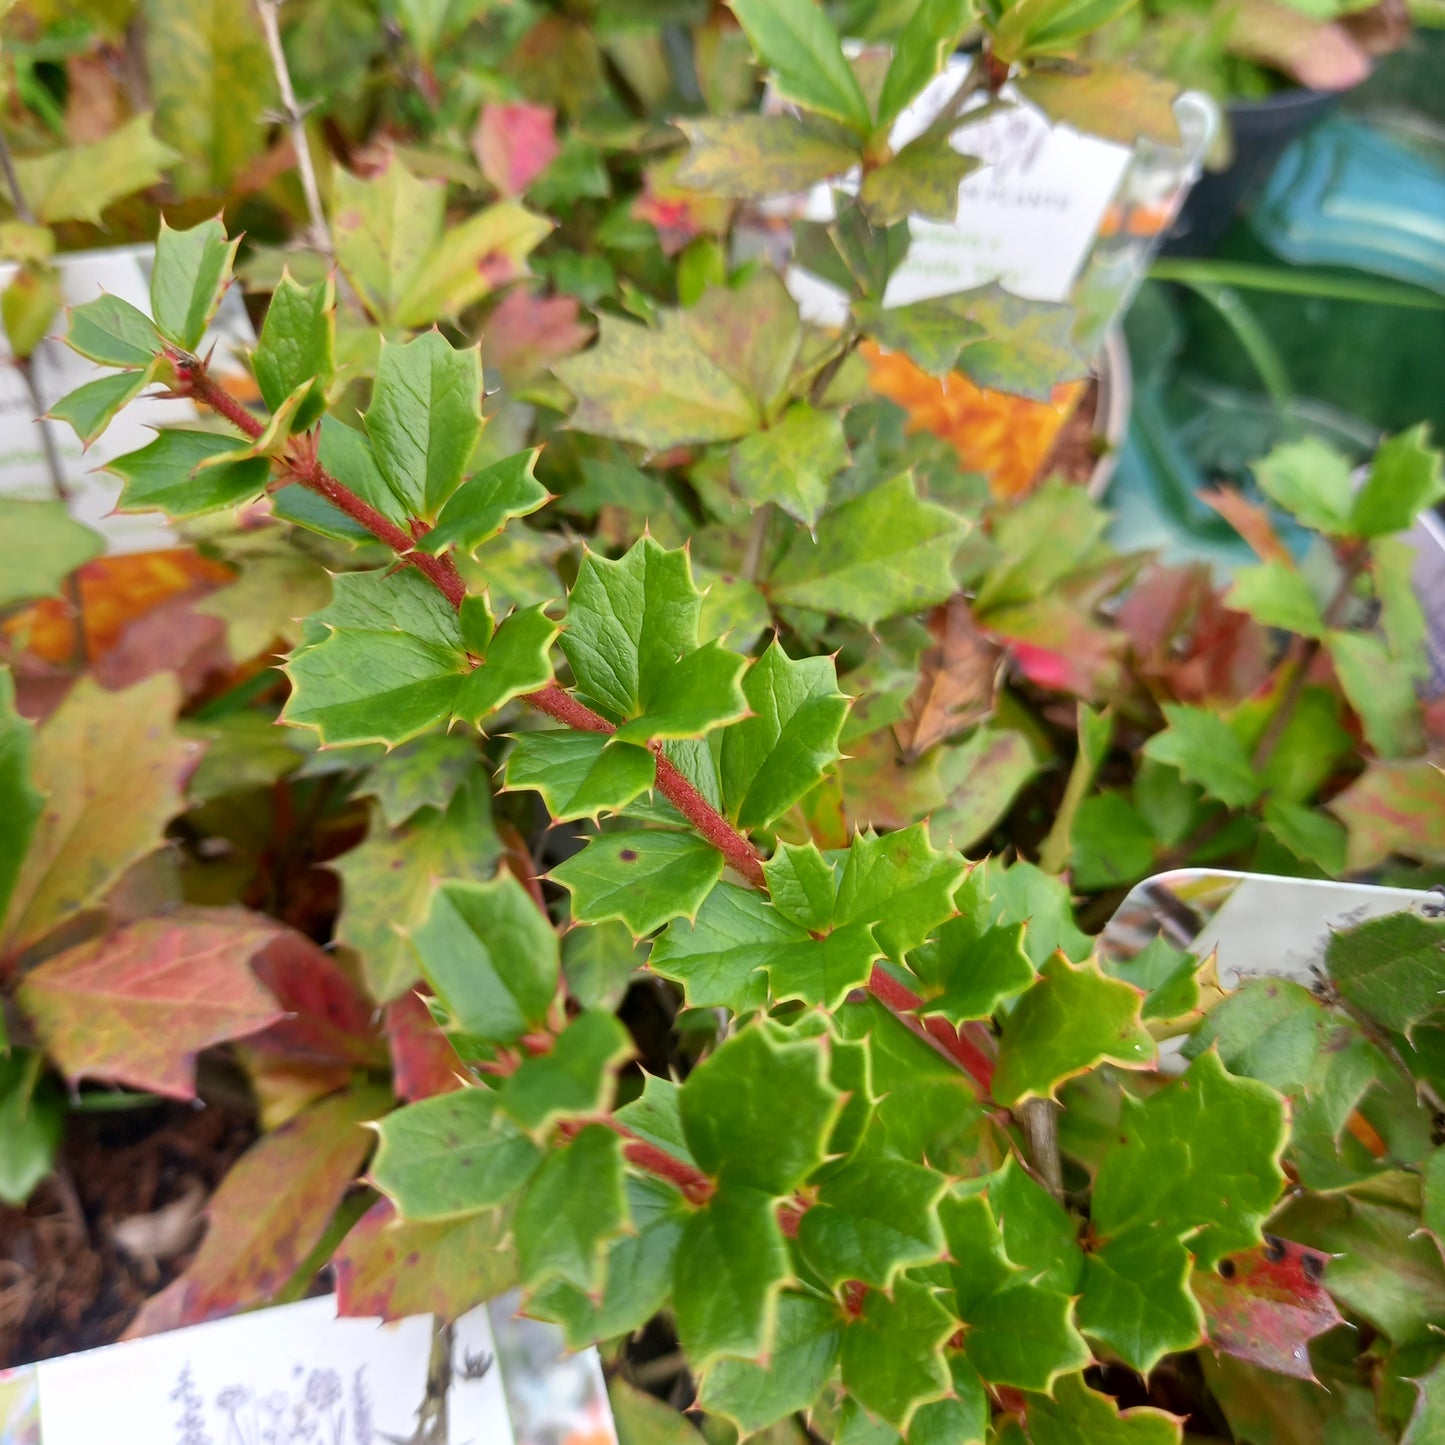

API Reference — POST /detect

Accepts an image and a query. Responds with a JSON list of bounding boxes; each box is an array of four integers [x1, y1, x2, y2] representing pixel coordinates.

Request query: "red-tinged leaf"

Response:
[[1003, 627, 1119, 700], [633, 157, 735, 257], [177, 1085, 387, 1324], [122, 1277, 189, 1340], [386, 990, 465, 1102], [247, 932, 384, 1068], [334, 1197, 516, 1323], [1194, 1238, 1342, 1381], [17, 909, 289, 1098], [899, 595, 1002, 761], [1201, 488, 1289, 564], [485, 288, 593, 383], [1328, 759, 1445, 871], [474, 102, 559, 197]]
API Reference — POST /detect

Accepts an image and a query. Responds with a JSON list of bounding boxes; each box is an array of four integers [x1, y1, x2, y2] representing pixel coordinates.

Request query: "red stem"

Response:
[[868, 964, 995, 1094], [564, 1117, 715, 1204]]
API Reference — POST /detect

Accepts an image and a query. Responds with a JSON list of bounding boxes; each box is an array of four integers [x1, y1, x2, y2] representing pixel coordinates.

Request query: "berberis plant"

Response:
[[3, 0, 1445, 1441]]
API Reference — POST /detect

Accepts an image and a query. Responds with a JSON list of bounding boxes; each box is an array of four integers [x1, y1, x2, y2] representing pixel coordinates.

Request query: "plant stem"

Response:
[[0, 127, 36, 224], [254, 0, 333, 260], [867, 963, 996, 1094], [742, 502, 772, 585], [1019, 1097, 1064, 1201]]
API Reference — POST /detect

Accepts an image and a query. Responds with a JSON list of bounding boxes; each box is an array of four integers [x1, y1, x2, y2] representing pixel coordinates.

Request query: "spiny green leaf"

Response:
[[517, 1126, 628, 1291], [253, 272, 334, 431], [951, 285, 1088, 401], [834, 823, 967, 962], [561, 537, 700, 721], [718, 640, 849, 831], [1092, 1050, 1288, 1271], [550, 829, 724, 937], [151, 217, 238, 352], [49, 366, 157, 448], [1141, 704, 1261, 811], [770, 473, 968, 626], [1326, 912, 1445, 1039], [729, 0, 871, 132], [370, 1087, 542, 1221], [611, 640, 750, 745], [65, 293, 162, 368], [1021, 1373, 1184, 1445], [417, 450, 549, 558], [365, 331, 484, 521], [1100, 935, 1201, 1025], [505, 730, 656, 822], [992, 955, 1154, 1106], [1327, 629, 1423, 759], [0, 500, 102, 608], [333, 158, 445, 325], [680, 1022, 839, 1193], [686, 269, 805, 419], [1262, 798, 1348, 874], [1226, 561, 1325, 638], [839, 1278, 955, 1432], [556, 310, 758, 452], [1183, 978, 1322, 1093], [697, 1291, 843, 1433], [455, 603, 559, 726], [799, 1158, 946, 1289], [562, 919, 646, 1013], [979, 860, 1094, 966], [980, 1155, 1084, 1294], [410, 872, 559, 1046], [1349, 424, 1443, 537], [282, 569, 471, 747], [731, 403, 848, 527], [1253, 437, 1354, 535], [615, 1074, 697, 1167], [105, 429, 270, 518], [911, 919, 1036, 1024], [876, 0, 973, 127], [499, 1009, 633, 1134], [364, 733, 478, 829], [763, 840, 838, 931], [528, 1175, 688, 1349], [857, 135, 978, 227], [674, 1183, 790, 1366], [673, 115, 859, 198], [12, 113, 178, 225], [1076, 1228, 1201, 1375], [854, 297, 987, 378], [0, 672, 42, 930], [910, 1356, 988, 1445]]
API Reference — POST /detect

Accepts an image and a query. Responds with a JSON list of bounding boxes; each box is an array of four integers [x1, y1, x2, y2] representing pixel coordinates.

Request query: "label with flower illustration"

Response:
[[9, 1293, 615, 1445]]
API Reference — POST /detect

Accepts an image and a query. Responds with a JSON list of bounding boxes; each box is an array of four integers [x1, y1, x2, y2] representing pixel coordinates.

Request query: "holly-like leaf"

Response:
[[411, 872, 559, 1046], [0, 499, 102, 607], [528, 1175, 688, 1348], [253, 272, 334, 431], [718, 640, 849, 831], [17, 910, 286, 1097], [992, 956, 1154, 1106], [1, 675, 196, 955], [799, 1158, 946, 1289], [910, 1357, 989, 1445], [673, 115, 859, 198], [455, 603, 559, 726], [365, 331, 483, 521], [551, 830, 725, 937], [416, 450, 549, 559], [612, 641, 750, 746], [64, 293, 162, 368], [385, 991, 464, 1102], [11, 113, 178, 225], [1101, 936, 1202, 1025], [1016, 63, 1180, 146], [1327, 912, 1445, 1039], [680, 1022, 840, 1193], [514, 1123, 627, 1291], [370, 1087, 542, 1221], [1183, 977, 1323, 1092], [334, 771, 502, 1003], [1226, 561, 1325, 638], [834, 824, 966, 962], [770, 473, 967, 626], [949, 285, 1087, 401], [1406, 1358, 1445, 1445], [911, 919, 1036, 1024], [333, 158, 445, 324], [855, 298, 988, 378], [729, 0, 871, 133], [105, 429, 271, 518], [1349, 425, 1443, 537], [1329, 759, 1445, 870], [1327, 629, 1423, 759], [283, 570, 472, 748], [840, 1279, 955, 1432], [1263, 799, 1348, 875], [697, 1291, 843, 1433], [764, 841, 839, 932], [858, 136, 977, 227], [150, 217, 238, 353], [364, 733, 477, 829], [1142, 704, 1261, 811], [1093, 1050, 1287, 1268], [505, 730, 656, 822], [556, 311, 758, 452], [674, 1183, 790, 1366], [176, 1086, 386, 1324], [1076, 1228, 1203, 1375], [1253, 437, 1354, 535], [1021, 1373, 1183, 1445], [1194, 1239, 1341, 1381], [49, 367, 158, 449], [334, 1197, 516, 1323], [731, 403, 848, 527], [499, 1010, 633, 1134]]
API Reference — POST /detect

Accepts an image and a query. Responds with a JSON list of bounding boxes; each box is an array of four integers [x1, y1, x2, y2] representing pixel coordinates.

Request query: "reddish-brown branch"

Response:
[[564, 1117, 715, 1204], [868, 964, 995, 1094]]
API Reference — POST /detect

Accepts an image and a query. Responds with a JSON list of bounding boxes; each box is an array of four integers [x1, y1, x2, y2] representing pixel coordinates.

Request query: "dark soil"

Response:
[[0, 1097, 254, 1369], [1038, 379, 1105, 487]]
